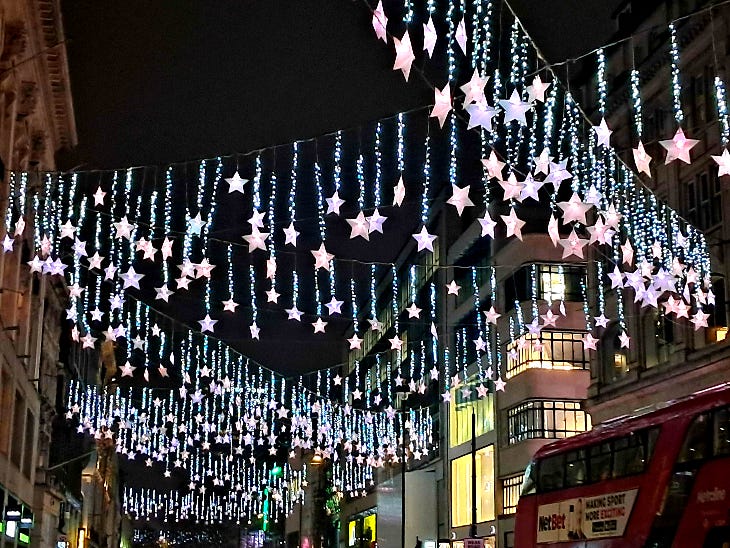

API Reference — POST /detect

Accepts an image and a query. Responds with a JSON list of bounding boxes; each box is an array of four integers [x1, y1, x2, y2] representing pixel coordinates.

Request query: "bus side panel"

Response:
[[515, 499, 538, 548], [673, 458, 730, 547]]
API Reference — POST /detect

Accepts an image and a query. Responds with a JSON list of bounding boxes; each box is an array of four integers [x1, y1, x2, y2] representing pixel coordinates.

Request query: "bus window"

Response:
[[538, 454, 565, 491], [714, 406, 730, 456], [613, 432, 645, 477], [521, 461, 537, 496], [588, 442, 612, 482], [678, 413, 711, 463], [565, 449, 586, 487]]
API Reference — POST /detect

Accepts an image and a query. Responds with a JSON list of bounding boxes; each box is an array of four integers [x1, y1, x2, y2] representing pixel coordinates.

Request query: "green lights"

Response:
[[270, 466, 283, 478]]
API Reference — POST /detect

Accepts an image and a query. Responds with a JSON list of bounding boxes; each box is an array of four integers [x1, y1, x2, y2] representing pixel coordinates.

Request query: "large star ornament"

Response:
[[660, 127, 698, 164]]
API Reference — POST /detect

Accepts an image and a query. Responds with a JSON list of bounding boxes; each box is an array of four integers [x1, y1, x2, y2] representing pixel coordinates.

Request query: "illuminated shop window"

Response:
[[451, 446, 495, 527], [449, 375, 495, 447]]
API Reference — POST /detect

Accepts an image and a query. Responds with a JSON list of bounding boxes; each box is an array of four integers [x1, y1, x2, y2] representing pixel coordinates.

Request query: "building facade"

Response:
[[0, 1, 85, 547], [575, 0, 730, 423]]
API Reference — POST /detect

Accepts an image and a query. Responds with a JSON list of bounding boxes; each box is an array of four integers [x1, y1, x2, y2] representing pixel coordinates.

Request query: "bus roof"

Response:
[[533, 382, 730, 460]]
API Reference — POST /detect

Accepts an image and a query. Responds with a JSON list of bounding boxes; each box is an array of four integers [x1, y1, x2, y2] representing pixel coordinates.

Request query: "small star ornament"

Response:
[[430, 85, 452, 128], [633, 141, 652, 176]]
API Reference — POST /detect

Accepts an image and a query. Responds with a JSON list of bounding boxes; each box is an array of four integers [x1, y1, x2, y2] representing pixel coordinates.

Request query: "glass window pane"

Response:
[[538, 455, 565, 491], [714, 407, 730, 456], [678, 413, 711, 463]]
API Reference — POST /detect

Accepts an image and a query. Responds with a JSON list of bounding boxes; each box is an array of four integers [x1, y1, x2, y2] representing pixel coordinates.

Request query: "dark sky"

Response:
[[60, 0, 625, 170]]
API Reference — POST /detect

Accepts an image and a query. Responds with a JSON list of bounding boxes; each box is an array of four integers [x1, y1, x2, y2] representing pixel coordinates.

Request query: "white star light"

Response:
[[326, 191, 345, 215], [498, 89, 531, 125], [311, 243, 334, 270], [501, 208, 526, 240], [225, 172, 248, 193], [465, 101, 499, 131], [243, 228, 269, 252], [286, 306, 303, 321], [478, 212, 498, 238], [312, 318, 328, 333], [120, 266, 144, 289], [346, 212, 371, 240], [460, 70, 488, 105], [430, 85, 452, 128], [660, 127, 699, 164], [593, 117, 612, 147], [393, 30, 415, 81], [633, 141, 652, 176], [325, 296, 344, 315], [198, 315, 217, 333], [412, 226, 437, 252], [283, 222, 300, 246], [393, 177, 406, 206], [446, 183, 474, 215], [423, 16, 437, 57], [557, 192, 593, 225], [93, 187, 106, 206], [188, 213, 206, 235], [526, 75, 551, 103]]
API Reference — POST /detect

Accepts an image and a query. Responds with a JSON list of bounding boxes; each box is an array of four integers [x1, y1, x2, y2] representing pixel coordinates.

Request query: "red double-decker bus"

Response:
[[514, 383, 730, 547]]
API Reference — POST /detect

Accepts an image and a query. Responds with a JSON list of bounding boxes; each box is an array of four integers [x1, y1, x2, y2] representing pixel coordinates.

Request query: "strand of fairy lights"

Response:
[[669, 23, 684, 125]]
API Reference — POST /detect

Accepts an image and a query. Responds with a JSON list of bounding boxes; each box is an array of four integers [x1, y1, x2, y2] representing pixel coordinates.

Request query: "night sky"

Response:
[[60, 0, 624, 170]]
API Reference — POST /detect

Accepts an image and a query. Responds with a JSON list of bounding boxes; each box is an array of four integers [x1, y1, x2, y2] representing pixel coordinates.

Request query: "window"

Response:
[[507, 401, 591, 445], [714, 407, 730, 456], [449, 375, 495, 447], [506, 331, 588, 378], [0, 369, 12, 454], [538, 454, 565, 491], [504, 265, 586, 312], [502, 475, 522, 515], [22, 410, 35, 478], [686, 168, 722, 230], [678, 413, 711, 463], [451, 446, 495, 526], [533, 427, 660, 493], [565, 449, 587, 486], [10, 391, 25, 467], [538, 265, 585, 303]]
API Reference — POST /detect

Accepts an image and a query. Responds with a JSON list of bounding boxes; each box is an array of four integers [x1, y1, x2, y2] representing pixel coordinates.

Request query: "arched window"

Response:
[[599, 321, 627, 384]]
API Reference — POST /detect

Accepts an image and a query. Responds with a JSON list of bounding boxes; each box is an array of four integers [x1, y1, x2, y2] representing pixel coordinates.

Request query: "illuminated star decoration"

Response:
[[372, 0, 387, 42], [311, 243, 334, 270], [346, 212, 371, 240], [593, 117, 612, 147], [498, 89, 531, 125], [225, 171, 248, 193], [526, 75, 550, 103], [393, 176, 406, 206], [412, 226, 437, 252], [93, 186, 106, 206], [198, 315, 217, 333], [711, 149, 730, 176], [423, 16, 437, 58], [501, 208, 526, 240], [244, 228, 269, 252], [393, 30, 415, 81], [455, 17, 467, 55], [660, 127, 699, 164], [633, 141, 652, 177], [283, 222, 300, 246], [430, 85, 452, 128], [465, 101, 498, 131], [460, 70, 488, 105], [557, 192, 592, 225], [446, 183, 474, 215]]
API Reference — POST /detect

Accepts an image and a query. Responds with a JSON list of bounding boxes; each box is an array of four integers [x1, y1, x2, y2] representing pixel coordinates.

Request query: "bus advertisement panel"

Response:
[[536, 489, 638, 543]]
